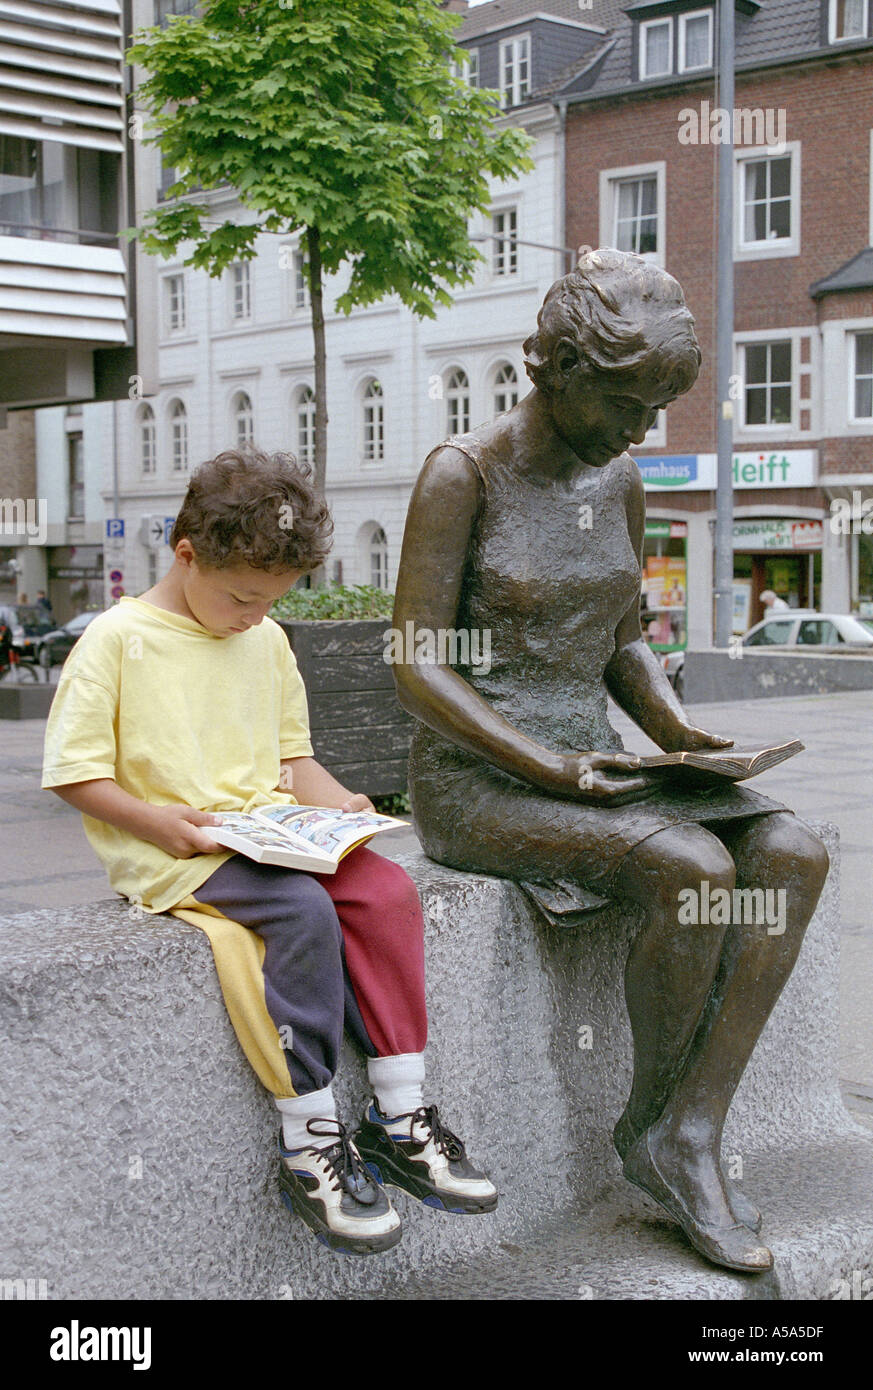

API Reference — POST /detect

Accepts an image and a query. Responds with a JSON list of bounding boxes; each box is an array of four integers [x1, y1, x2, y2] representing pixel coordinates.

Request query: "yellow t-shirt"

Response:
[[41, 596, 314, 914]]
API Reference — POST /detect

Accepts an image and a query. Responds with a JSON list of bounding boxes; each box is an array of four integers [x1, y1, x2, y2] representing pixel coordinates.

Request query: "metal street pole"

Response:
[[714, 0, 735, 647]]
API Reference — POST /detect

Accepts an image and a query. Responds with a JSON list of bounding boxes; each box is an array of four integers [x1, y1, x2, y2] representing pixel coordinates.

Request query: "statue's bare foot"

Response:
[[621, 1121, 773, 1273], [614, 1109, 762, 1234]]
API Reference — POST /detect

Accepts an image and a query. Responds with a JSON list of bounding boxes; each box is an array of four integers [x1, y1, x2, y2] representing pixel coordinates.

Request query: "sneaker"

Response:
[[278, 1118, 402, 1255], [353, 1101, 498, 1215]]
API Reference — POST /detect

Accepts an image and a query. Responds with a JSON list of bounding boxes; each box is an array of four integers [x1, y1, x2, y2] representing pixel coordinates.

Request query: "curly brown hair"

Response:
[[170, 449, 334, 574]]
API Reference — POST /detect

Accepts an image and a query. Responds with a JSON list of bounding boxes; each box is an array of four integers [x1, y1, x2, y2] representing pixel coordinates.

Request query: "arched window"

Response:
[[232, 391, 254, 448], [493, 362, 519, 416], [369, 525, 389, 590], [138, 404, 156, 475], [295, 385, 315, 467], [446, 367, 470, 435], [363, 379, 384, 462], [169, 399, 188, 473]]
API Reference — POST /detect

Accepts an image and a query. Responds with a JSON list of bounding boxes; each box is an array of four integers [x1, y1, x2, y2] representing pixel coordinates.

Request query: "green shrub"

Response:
[[271, 584, 395, 622], [372, 792, 411, 817]]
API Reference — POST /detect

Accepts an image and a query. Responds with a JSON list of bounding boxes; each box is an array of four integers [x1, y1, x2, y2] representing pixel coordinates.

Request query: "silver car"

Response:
[[741, 611, 873, 650]]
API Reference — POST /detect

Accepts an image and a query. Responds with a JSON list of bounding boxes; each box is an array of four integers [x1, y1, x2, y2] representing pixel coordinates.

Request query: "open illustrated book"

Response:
[[637, 739, 804, 783], [211, 804, 409, 873]]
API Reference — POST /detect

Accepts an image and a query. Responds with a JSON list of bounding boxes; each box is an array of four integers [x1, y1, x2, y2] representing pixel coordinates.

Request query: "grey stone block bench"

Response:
[[1, 822, 871, 1301]]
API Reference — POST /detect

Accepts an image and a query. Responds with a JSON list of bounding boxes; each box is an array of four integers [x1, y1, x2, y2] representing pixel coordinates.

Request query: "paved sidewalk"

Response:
[[2, 689, 870, 1118]]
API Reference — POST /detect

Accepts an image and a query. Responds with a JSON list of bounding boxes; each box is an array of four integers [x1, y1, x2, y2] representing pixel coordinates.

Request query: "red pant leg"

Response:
[[319, 846, 428, 1057]]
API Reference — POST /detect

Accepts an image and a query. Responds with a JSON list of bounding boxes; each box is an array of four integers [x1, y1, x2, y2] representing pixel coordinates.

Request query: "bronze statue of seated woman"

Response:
[[392, 248, 829, 1274]]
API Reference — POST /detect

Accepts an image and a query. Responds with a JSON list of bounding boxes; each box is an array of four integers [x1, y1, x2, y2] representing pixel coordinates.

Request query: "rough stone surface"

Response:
[[1, 821, 871, 1300]]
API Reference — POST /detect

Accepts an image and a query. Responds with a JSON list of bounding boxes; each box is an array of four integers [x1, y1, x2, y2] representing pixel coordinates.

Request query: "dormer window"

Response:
[[639, 7, 714, 80], [451, 48, 479, 86], [640, 17, 672, 79], [500, 35, 530, 108], [679, 9, 713, 70], [829, 0, 869, 42]]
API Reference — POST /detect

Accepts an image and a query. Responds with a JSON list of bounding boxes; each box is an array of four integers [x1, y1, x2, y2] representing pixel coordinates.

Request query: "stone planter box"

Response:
[[278, 619, 413, 796], [0, 680, 55, 720]]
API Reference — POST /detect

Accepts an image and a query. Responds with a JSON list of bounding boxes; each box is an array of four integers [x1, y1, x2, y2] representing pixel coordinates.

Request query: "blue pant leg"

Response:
[[192, 857, 344, 1096]]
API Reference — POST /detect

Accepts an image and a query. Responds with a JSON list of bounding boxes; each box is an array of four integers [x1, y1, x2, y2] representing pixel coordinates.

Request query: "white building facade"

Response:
[[33, 2, 605, 608]]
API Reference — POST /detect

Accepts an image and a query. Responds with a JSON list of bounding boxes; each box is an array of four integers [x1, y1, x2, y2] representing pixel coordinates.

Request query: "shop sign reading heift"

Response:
[[636, 451, 817, 491]]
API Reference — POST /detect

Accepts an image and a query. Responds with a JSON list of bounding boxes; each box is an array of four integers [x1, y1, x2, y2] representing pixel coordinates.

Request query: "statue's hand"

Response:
[[661, 726, 734, 753], [566, 751, 654, 804]]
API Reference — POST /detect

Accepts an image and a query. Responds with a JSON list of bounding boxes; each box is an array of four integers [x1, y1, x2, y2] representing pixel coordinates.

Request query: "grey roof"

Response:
[[457, 2, 873, 106], [457, 0, 626, 40], [575, 1, 834, 102], [810, 248, 873, 299]]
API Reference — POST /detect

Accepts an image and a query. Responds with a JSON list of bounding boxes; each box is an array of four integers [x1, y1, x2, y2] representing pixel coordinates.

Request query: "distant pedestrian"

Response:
[[760, 589, 789, 612], [36, 590, 53, 619], [17, 593, 28, 605]]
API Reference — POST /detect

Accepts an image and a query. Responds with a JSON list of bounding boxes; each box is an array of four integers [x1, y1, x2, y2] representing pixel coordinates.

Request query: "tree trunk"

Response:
[[306, 225, 328, 588]]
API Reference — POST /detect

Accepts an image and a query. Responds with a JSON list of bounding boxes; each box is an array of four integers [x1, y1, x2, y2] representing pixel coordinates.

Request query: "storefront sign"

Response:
[[732, 519, 824, 551], [644, 520, 688, 538], [637, 451, 817, 492]]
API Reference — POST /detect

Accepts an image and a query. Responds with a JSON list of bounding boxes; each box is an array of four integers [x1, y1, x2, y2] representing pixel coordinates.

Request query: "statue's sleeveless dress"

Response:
[[407, 433, 786, 926]]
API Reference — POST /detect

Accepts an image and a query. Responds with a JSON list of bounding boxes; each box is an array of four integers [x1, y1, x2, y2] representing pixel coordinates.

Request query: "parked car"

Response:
[[1, 604, 55, 663], [37, 610, 101, 668], [741, 611, 873, 650], [659, 611, 873, 701]]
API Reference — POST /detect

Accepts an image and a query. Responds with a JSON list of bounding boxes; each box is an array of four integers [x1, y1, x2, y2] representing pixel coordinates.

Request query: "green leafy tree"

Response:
[[128, 0, 533, 501]]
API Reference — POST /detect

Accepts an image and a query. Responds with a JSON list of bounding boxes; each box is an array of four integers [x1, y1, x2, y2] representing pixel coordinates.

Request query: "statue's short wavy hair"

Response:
[[523, 247, 701, 397], [170, 448, 334, 574]]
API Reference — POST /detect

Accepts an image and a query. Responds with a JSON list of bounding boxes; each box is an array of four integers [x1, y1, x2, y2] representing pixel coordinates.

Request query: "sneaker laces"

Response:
[[304, 1118, 374, 1197], [410, 1105, 465, 1162]]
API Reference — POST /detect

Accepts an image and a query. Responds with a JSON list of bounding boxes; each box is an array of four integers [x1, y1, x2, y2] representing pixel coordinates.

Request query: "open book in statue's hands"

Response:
[[637, 740, 804, 784], [211, 803, 408, 873]]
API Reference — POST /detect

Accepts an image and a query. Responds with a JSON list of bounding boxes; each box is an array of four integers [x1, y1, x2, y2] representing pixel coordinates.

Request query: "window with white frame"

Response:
[[739, 153, 793, 248], [639, 17, 672, 78], [296, 385, 315, 465], [363, 379, 384, 463], [164, 273, 186, 333], [293, 250, 309, 311], [830, 0, 869, 42], [741, 341, 793, 427], [170, 399, 189, 471], [500, 35, 530, 108], [139, 403, 156, 475], [492, 207, 518, 276], [679, 9, 713, 71], [600, 163, 665, 265], [369, 526, 389, 590], [451, 48, 479, 85], [230, 261, 251, 322], [446, 368, 470, 435], [493, 363, 519, 415], [232, 391, 254, 448], [853, 332, 873, 419], [614, 176, 659, 256]]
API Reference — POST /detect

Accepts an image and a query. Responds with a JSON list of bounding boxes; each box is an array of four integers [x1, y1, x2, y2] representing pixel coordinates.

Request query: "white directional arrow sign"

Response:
[[149, 516, 164, 545]]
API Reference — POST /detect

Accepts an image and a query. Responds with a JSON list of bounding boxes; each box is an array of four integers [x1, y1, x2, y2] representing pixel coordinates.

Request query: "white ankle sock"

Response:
[[275, 1084, 338, 1152], [367, 1052, 426, 1118]]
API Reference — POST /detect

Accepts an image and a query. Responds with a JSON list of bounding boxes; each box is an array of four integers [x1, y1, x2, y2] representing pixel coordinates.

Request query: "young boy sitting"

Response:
[[42, 448, 496, 1256]]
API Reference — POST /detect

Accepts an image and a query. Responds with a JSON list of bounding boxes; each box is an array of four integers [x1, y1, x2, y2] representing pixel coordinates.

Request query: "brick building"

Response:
[[546, 0, 873, 646]]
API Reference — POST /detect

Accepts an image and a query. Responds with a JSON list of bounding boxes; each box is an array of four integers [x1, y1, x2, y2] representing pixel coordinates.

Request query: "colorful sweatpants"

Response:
[[171, 846, 427, 1098]]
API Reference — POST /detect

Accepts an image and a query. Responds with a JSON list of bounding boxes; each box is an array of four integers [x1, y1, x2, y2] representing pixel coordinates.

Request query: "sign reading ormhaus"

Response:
[[635, 451, 817, 491]]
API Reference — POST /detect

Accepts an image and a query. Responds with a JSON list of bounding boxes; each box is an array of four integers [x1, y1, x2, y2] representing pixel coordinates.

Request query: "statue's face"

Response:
[[551, 350, 680, 468]]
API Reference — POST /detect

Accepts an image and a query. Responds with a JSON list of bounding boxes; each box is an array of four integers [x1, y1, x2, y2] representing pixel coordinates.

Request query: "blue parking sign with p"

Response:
[[106, 519, 125, 538]]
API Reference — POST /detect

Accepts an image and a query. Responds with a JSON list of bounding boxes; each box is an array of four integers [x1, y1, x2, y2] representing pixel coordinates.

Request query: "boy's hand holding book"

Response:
[[145, 804, 225, 858]]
